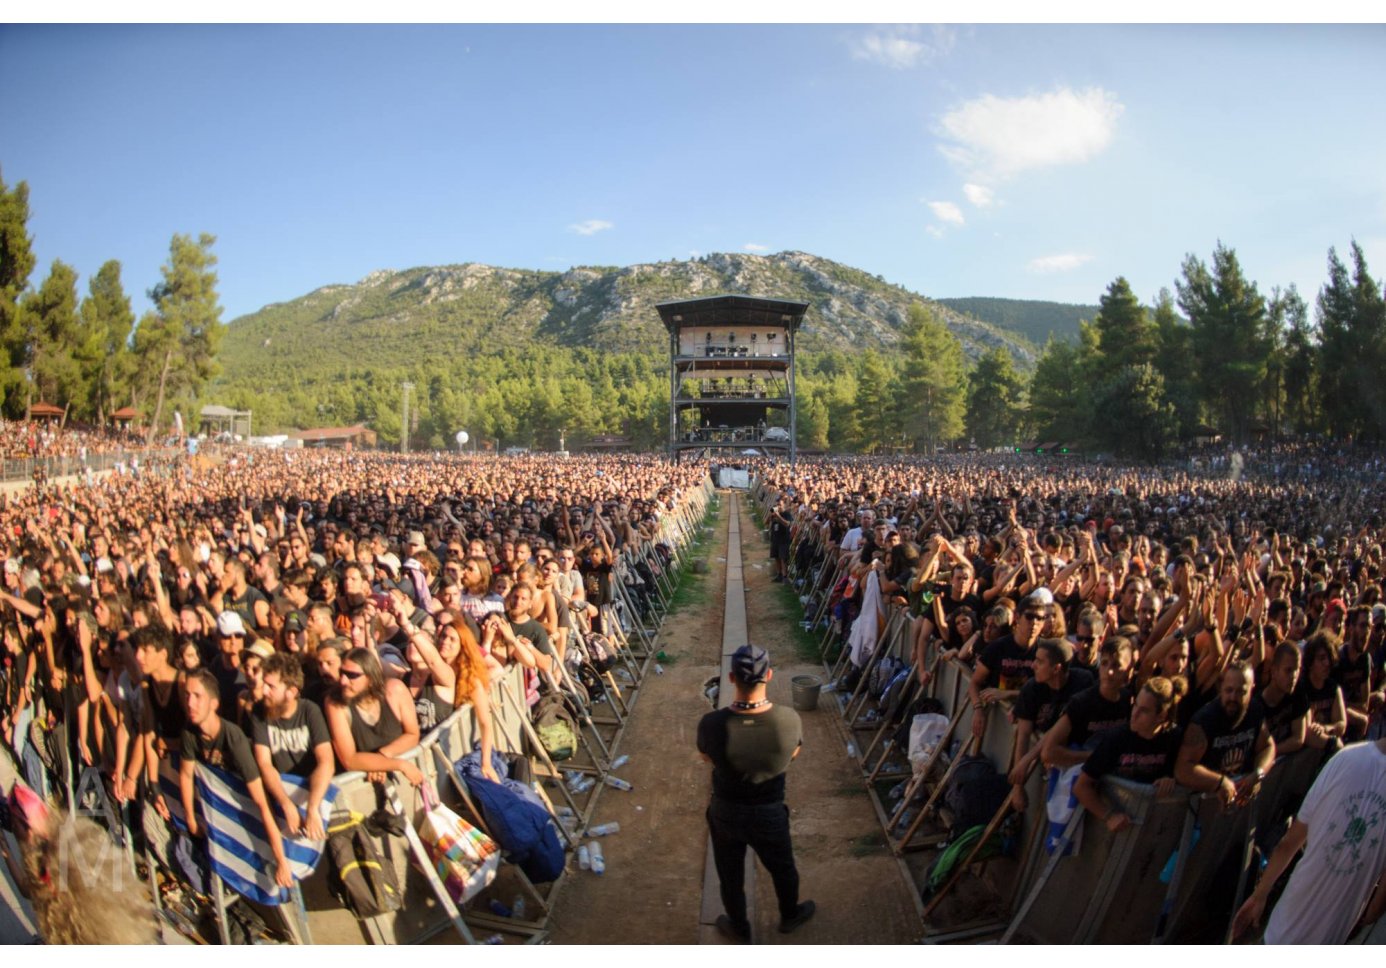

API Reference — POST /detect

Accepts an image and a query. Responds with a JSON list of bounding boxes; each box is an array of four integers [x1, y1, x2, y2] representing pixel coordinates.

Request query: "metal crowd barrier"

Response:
[[751, 473, 1338, 944]]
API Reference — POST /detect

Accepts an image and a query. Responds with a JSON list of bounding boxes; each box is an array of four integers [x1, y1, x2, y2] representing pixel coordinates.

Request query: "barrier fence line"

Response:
[[0, 473, 717, 945], [751, 473, 1335, 944]]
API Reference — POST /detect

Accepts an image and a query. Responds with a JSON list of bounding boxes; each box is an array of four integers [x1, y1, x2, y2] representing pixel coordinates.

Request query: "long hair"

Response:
[[463, 555, 492, 596], [341, 646, 386, 705], [448, 618, 491, 700]]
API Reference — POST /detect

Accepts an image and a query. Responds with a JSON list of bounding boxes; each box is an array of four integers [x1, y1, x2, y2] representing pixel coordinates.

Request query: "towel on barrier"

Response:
[[1044, 764, 1084, 856], [848, 569, 884, 668], [158, 761, 337, 904]]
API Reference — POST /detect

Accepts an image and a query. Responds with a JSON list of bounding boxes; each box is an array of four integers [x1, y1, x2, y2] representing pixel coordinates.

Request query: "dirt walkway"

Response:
[[547, 492, 920, 944]]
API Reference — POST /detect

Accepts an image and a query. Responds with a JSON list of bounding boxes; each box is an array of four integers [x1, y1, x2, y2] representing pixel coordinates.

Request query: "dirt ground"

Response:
[[547, 493, 921, 944]]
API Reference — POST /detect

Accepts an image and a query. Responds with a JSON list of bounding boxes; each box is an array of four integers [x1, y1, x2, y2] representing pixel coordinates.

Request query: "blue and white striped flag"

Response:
[[159, 762, 338, 905], [1044, 763, 1085, 856]]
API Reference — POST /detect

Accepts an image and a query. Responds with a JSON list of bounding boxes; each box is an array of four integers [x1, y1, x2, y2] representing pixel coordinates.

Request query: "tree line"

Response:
[[1, 170, 222, 441], [6, 166, 1383, 460]]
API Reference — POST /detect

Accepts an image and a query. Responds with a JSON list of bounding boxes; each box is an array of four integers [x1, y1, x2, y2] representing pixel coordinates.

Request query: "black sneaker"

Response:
[[779, 900, 816, 934], [715, 914, 751, 943]]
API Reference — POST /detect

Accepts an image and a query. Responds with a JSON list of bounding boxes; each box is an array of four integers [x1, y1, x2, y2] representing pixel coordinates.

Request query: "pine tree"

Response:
[[1094, 277, 1157, 373], [898, 303, 966, 453], [0, 171, 36, 417], [1028, 337, 1086, 445], [1151, 288, 1199, 439], [22, 260, 83, 414], [78, 260, 136, 425], [853, 350, 902, 453], [965, 346, 1026, 450], [135, 233, 224, 441], [1177, 243, 1269, 443]]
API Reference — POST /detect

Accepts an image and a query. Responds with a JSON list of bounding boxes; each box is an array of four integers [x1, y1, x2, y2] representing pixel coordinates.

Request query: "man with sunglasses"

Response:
[[970, 591, 1048, 737]]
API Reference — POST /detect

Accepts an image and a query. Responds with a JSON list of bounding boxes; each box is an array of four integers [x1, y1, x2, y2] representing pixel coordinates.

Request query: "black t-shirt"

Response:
[[1082, 725, 1183, 785], [211, 658, 247, 710], [1063, 686, 1133, 749], [226, 586, 268, 630], [1254, 688, 1309, 745], [978, 634, 1034, 691], [1337, 648, 1373, 706], [509, 617, 552, 656], [1296, 675, 1340, 726], [941, 591, 984, 619], [1014, 668, 1095, 733], [181, 718, 260, 783], [1190, 699, 1266, 776], [697, 705, 801, 806], [250, 699, 331, 777]]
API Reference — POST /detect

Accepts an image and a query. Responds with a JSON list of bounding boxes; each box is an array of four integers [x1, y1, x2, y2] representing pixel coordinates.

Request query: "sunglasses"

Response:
[[339, 668, 365, 681], [1023, 612, 1046, 621]]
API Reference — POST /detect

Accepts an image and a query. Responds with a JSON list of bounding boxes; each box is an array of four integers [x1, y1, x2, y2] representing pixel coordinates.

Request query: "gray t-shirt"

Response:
[[698, 704, 802, 805]]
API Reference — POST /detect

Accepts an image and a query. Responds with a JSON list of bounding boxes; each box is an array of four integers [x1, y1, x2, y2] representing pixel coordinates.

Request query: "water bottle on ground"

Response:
[[609, 754, 630, 770], [603, 775, 633, 791], [577, 844, 591, 870], [846, 740, 859, 758], [589, 840, 605, 875], [483, 935, 505, 945], [588, 821, 621, 836], [655, 663, 664, 675], [512, 896, 526, 920], [488, 899, 513, 918]]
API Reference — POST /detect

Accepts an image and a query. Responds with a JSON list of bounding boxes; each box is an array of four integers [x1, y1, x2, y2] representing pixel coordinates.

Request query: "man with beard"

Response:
[[251, 653, 333, 841], [1175, 661, 1275, 807], [178, 669, 295, 889]]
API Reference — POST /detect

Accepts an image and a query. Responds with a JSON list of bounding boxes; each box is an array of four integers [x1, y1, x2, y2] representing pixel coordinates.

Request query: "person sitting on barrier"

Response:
[[1041, 637, 1137, 770], [252, 653, 332, 841], [325, 646, 423, 786], [969, 590, 1047, 735], [1254, 642, 1307, 755], [178, 668, 295, 889], [1074, 675, 1187, 833], [1174, 661, 1275, 808], [1297, 630, 1347, 750]]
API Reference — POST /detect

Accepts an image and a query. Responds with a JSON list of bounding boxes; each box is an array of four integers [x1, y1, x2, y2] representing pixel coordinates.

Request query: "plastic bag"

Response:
[[416, 781, 500, 904], [908, 712, 951, 774]]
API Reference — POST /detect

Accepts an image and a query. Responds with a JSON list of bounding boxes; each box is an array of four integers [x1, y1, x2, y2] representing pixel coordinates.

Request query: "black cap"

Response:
[[730, 644, 770, 684]]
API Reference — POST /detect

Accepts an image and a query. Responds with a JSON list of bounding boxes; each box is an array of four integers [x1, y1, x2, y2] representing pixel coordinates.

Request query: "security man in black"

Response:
[[698, 644, 815, 942]]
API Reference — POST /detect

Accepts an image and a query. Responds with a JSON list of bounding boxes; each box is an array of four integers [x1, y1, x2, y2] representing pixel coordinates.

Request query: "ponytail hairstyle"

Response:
[[1141, 675, 1188, 725]]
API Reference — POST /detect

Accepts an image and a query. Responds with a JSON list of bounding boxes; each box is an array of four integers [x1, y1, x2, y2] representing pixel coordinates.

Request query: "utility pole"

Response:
[[401, 381, 414, 454]]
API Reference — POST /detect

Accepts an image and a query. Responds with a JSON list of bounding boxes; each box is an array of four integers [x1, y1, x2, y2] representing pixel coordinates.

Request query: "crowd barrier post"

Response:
[[381, 780, 478, 945], [895, 732, 979, 852], [1000, 807, 1083, 944], [843, 606, 907, 727]]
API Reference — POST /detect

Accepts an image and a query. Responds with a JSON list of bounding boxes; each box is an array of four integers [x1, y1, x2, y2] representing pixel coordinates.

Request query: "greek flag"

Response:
[[1044, 763, 1085, 856], [159, 763, 337, 905]]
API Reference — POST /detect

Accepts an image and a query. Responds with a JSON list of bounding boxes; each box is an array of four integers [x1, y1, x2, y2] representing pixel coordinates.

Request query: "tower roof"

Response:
[[656, 294, 809, 335]]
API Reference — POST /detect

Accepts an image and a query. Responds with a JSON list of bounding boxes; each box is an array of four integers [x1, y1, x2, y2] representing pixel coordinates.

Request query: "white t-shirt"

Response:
[[840, 527, 867, 553], [1265, 741, 1386, 943]]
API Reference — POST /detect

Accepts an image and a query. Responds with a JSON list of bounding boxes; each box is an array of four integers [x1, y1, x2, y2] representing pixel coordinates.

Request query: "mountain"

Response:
[[216, 251, 1043, 382], [935, 296, 1098, 346]]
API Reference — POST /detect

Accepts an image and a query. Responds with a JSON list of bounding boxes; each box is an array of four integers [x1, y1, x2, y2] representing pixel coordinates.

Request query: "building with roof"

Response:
[[290, 424, 377, 450]]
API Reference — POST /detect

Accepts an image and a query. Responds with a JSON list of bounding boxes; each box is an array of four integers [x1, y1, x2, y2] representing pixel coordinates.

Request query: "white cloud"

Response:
[[568, 219, 614, 236], [1028, 252, 1093, 274], [742, 243, 769, 252], [925, 226, 945, 240], [925, 200, 965, 226], [849, 25, 955, 70], [937, 86, 1123, 180], [963, 183, 995, 208]]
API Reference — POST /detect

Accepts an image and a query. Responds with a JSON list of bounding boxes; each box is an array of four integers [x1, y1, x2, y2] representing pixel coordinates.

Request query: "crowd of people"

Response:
[[761, 443, 1386, 943], [0, 444, 707, 929], [0, 419, 147, 462]]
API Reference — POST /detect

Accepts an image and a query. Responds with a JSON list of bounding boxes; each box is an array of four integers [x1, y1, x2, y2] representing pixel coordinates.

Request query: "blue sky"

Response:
[[2, 23, 1384, 323]]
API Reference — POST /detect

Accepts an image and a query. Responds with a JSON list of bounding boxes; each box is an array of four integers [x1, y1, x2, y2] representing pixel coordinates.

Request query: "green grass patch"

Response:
[[770, 579, 824, 664], [665, 497, 723, 616]]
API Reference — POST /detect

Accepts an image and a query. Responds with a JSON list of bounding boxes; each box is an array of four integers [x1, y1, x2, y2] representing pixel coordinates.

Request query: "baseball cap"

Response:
[[1025, 587, 1055, 607], [216, 611, 247, 637], [730, 644, 770, 684], [407, 530, 426, 548]]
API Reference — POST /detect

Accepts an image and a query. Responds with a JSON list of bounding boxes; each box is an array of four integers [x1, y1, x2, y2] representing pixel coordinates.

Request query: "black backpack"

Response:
[[941, 755, 1010, 835], [326, 811, 404, 919]]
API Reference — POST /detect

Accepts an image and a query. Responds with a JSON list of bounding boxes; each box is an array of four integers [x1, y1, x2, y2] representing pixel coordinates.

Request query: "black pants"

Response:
[[707, 798, 800, 930]]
